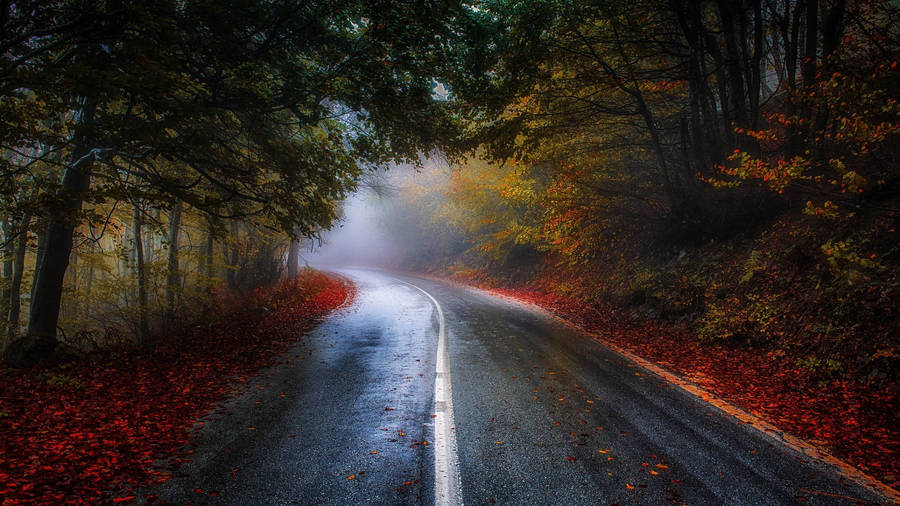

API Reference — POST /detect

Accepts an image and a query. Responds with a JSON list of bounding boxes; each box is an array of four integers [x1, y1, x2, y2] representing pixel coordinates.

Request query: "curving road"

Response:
[[148, 268, 889, 505]]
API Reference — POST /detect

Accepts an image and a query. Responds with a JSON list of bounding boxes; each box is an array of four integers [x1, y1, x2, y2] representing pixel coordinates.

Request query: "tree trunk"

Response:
[[204, 219, 215, 285], [145, 207, 159, 265], [286, 239, 300, 279], [717, 0, 750, 129], [133, 203, 149, 345], [165, 199, 182, 326], [226, 220, 240, 290], [29, 220, 46, 305], [5, 99, 97, 367], [634, 92, 681, 220], [811, 0, 846, 160], [82, 243, 94, 322], [801, 0, 819, 91], [7, 212, 32, 341], [786, 0, 806, 155], [67, 252, 78, 322], [1, 216, 11, 283], [749, 0, 763, 130], [1, 216, 12, 338]]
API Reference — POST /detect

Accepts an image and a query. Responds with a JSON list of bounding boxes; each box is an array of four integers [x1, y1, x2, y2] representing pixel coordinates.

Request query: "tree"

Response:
[[2, 0, 468, 365]]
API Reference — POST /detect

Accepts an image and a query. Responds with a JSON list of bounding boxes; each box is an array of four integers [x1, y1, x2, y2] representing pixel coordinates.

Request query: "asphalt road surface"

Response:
[[148, 268, 889, 505]]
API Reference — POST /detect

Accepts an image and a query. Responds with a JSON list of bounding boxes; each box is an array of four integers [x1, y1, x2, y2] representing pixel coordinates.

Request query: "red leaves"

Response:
[[0, 271, 351, 504], [477, 279, 900, 485]]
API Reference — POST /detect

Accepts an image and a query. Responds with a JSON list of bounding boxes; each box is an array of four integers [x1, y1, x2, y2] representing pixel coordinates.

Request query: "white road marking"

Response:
[[403, 280, 462, 506]]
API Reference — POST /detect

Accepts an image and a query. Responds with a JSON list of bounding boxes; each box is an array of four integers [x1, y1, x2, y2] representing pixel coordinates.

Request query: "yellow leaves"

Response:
[[716, 151, 810, 193], [840, 170, 867, 193], [803, 200, 840, 219]]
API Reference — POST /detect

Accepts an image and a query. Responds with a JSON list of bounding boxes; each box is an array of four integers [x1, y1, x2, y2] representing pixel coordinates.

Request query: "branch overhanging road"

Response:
[[148, 268, 890, 505]]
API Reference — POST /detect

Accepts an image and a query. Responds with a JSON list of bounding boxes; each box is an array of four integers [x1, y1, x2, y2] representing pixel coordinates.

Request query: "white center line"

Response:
[[403, 280, 462, 506]]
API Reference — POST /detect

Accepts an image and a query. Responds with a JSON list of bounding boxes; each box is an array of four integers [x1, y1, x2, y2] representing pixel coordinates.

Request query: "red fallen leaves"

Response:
[[488, 284, 899, 485], [0, 271, 352, 505]]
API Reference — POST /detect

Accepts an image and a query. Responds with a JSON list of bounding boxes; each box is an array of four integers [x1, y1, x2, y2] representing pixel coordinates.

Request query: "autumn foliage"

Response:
[[371, 0, 900, 487], [482, 281, 899, 485], [0, 270, 351, 504]]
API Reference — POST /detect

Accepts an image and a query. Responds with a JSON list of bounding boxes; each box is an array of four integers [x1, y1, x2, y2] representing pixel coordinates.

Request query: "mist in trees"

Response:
[[2, 0, 898, 373], [0, 0, 466, 364], [343, 0, 899, 385]]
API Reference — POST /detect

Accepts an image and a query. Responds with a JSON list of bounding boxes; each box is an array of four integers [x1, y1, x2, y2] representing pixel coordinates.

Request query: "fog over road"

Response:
[[151, 268, 886, 505]]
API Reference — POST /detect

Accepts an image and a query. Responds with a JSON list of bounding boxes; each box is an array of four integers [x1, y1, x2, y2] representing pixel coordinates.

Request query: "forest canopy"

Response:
[[2, 0, 899, 378], [376, 0, 899, 383], [0, 0, 467, 364]]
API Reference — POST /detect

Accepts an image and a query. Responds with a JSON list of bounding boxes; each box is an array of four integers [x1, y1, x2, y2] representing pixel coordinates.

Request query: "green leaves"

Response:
[[2, 0, 467, 239]]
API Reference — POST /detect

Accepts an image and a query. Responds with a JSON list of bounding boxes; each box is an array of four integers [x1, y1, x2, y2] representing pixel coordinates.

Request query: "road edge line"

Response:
[[485, 289, 900, 505], [403, 280, 463, 506]]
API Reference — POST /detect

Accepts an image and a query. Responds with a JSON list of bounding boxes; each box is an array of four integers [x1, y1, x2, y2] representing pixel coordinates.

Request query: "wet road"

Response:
[[150, 268, 889, 505]]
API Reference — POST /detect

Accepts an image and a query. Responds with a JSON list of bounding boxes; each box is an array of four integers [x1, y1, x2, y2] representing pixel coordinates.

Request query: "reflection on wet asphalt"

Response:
[[149, 268, 887, 505]]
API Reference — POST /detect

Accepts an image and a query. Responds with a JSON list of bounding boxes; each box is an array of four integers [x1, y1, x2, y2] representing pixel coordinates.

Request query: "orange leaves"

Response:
[[712, 150, 810, 194], [642, 79, 685, 93]]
